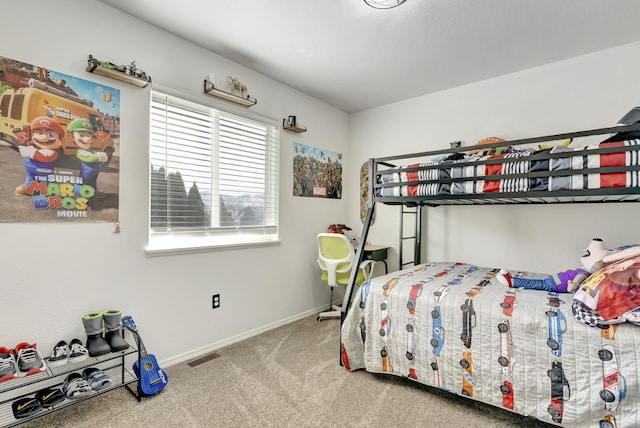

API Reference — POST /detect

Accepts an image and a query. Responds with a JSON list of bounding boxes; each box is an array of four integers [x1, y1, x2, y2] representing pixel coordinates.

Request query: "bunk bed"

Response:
[[340, 123, 640, 428]]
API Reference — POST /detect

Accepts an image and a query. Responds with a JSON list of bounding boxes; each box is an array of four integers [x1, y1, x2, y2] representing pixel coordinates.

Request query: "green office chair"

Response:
[[316, 233, 375, 321]]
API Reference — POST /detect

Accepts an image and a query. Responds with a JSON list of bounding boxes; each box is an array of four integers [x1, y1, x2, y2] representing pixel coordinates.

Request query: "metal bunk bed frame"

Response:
[[340, 122, 640, 331]]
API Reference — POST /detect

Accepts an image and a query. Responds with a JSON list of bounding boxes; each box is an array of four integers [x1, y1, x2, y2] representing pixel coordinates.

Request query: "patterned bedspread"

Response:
[[340, 262, 640, 427], [375, 140, 640, 197]]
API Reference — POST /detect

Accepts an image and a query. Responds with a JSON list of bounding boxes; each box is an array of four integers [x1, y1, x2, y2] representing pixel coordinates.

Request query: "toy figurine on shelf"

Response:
[[88, 54, 117, 70], [226, 76, 248, 98], [87, 55, 151, 82], [118, 61, 151, 82]]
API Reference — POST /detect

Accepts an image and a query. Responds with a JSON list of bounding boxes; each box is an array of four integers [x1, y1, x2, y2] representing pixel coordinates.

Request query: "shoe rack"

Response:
[[0, 336, 139, 427]]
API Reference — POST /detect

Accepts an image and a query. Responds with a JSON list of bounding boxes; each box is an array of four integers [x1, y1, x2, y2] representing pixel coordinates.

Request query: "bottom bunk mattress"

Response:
[[340, 262, 640, 428]]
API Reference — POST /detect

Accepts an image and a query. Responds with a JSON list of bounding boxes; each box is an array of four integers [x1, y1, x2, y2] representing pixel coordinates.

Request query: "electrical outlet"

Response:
[[212, 294, 221, 309]]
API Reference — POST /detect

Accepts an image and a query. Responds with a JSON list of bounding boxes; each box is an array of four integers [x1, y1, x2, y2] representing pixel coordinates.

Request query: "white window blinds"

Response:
[[148, 92, 279, 253]]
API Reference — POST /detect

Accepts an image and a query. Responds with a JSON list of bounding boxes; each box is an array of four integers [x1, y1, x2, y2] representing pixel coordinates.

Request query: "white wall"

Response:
[[349, 41, 640, 276], [5, 1, 640, 367], [0, 0, 350, 365]]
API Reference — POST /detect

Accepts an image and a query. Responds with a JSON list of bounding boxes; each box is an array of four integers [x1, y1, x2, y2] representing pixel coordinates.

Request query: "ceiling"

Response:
[[99, 0, 640, 113]]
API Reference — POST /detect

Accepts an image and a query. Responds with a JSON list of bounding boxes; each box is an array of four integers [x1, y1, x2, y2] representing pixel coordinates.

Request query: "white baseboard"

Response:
[[160, 304, 338, 368]]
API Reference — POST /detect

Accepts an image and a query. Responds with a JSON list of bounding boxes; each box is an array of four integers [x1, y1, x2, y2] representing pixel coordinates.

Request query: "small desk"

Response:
[[363, 244, 389, 274]]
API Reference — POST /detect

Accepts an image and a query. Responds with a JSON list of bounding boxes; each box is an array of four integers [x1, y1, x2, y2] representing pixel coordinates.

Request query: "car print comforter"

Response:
[[341, 262, 639, 427]]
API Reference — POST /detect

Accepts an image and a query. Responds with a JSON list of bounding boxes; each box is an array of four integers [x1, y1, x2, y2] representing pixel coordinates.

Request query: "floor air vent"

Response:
[[187, 351, 222, 367]]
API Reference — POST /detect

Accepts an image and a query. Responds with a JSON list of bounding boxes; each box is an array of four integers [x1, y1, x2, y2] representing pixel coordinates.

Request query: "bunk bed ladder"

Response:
[[399, 205, 422, 268]]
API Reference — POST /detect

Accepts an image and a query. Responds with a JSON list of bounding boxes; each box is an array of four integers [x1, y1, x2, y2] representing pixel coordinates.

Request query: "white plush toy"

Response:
[[579, 238, 611, 273]]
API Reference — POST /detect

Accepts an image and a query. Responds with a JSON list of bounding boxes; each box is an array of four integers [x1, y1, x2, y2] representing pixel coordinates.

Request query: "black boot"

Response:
[[82, 312, 111, 357], [103, 310, 129, 352]]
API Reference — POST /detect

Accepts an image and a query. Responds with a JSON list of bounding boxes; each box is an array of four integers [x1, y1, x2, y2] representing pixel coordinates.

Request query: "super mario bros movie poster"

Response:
[[0, 56, 120, 222], [293, 142, 342, 198]]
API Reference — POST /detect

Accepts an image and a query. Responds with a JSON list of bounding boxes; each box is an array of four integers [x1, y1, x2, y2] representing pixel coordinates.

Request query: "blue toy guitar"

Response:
[[122, 315, 168, 397]]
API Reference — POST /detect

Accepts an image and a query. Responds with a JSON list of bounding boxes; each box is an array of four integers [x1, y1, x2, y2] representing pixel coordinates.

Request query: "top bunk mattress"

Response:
[[372, 126, 640, 206]]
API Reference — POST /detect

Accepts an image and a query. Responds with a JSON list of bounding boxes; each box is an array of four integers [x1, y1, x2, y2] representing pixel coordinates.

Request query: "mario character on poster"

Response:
[[0, 56, 120, 222]]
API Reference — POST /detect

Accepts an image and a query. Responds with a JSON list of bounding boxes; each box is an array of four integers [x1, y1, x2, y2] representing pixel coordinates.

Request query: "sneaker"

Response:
[[68, 339, 89, 363], [496, 269, 514, 287], [47, 341, 70, 367], [11, 396, 42, 419], [14, 342, 46, 377], [62, 372, 92, 399], [0, 347, 18, 382], [35, 387, 65, 408], [83, 367, 111, 390]]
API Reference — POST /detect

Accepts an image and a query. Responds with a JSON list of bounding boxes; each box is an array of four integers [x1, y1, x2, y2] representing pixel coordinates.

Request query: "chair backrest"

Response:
[[317, 233, 355, 287]]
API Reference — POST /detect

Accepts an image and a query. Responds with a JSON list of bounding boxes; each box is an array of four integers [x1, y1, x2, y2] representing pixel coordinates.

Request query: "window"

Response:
[[147, 91, 280, 255]]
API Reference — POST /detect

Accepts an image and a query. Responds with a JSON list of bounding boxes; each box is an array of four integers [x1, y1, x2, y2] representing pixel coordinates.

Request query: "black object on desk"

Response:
[[363, 245, 389, 274]]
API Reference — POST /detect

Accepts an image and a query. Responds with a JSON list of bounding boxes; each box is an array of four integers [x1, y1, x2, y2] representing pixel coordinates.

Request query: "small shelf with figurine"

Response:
[[85, 55, 151, 88], [203, 79, 256, 107], [282, 116, 306, 133], [282, 123, 307, 133]]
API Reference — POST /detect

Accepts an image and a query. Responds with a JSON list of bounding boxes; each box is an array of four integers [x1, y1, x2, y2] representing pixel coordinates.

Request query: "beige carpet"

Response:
[[21, 315, 554, 427]]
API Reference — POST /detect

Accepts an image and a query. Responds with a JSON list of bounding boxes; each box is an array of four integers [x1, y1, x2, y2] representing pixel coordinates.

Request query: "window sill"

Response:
[[145, 240, 281, 257]]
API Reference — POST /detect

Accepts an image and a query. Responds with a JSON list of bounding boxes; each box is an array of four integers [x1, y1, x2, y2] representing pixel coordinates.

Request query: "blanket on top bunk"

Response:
[[341, 262, 640, 428], [376, 140, 640, 197]]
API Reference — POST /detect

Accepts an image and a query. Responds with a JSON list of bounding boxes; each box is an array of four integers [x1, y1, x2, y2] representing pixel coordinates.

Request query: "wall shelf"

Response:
[[203, 80, 257, 107], [86, 55, 150, 88], [282, 121, 307, 133]]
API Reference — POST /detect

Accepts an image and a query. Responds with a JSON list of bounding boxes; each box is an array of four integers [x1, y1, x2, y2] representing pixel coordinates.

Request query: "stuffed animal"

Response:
[[496, 267, 589, 293], [496, 238, 631, 293], [538, 138, 572, 150], [580, 237, 610, 273], [467, 136, 508, 156], [573, 253, 640, 327]]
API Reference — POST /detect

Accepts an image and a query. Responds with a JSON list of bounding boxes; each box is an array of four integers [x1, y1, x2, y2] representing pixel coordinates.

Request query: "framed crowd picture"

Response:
[[292, 142, 342, 199]]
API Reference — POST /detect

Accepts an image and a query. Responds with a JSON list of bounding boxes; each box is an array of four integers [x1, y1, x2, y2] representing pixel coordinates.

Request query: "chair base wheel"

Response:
[[317, 316, 323, 322]]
